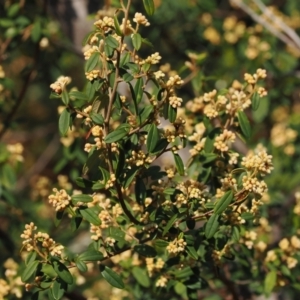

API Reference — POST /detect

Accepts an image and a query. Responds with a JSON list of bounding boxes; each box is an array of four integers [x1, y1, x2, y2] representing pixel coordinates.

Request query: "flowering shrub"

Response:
[[1, 0, 300, 299]]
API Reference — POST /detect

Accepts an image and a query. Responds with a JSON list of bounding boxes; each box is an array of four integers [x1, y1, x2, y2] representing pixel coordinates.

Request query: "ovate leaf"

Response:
[[114, 15, 122, 36], [214, 190, 233, 215], [51, 278, 67, 300], [104, 124, 130, 143], [132, 267, 150, 287], [52, 259, 73, 284], [85, 52, 99, 72], [61, 89, 69, 106], [205, 214, 219, 239], [131, 33, 142, 50], [264, 270, 277, 296], [79, 207, 101, 226], [105, 35, 119, 49], [143, 0, 155, 15], [163, 214, 178, 236], [100, 265, 125, 289], [146, 124, 159, 153], [21, 260, 39, 282], [134, 244, 157, 257], [173, 153, 184, 176], [252, 92, 260, 111], [90, 112, 104, 125], [58, 108, 71, 136], [75, 260, 88, 272], [25, 251, 37, 266], [71, 194, 93, 204], [78, 250, 104, 262], [237, 111, 251, 139]]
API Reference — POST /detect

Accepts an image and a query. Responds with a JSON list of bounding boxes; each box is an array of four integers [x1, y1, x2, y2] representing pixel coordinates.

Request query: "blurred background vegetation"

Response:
[[1, 0, 300, 299]]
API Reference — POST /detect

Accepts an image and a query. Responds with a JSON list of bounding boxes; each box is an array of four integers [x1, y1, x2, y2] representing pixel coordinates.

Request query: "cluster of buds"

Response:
[[145, 257, 165, 277], [126, 150, 153, 167], [21, 223, 64, 257], [166, 237, 187, 254], [48, 188, 71, 211], [50, 76, 71, 94]]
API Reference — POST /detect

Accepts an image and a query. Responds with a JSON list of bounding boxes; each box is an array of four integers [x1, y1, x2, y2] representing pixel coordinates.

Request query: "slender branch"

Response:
[[0, 47, 40, 140], [231, 0, 300, 51], [251, 0, 300, 50]]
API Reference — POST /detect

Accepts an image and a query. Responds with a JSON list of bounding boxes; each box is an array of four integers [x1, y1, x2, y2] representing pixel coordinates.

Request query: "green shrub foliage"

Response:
[[1, 0, 300, 299]]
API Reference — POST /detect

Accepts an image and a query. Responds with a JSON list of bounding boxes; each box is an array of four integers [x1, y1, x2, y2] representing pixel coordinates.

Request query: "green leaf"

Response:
[[79, 207, 101, 226], [58, 108, 71, 136], [52, 259, 73, 284], [71, 194, 93, 204], [8, 3, 20, 17], [25, 251, 37, 266], [0, 19, 14, 28], [123, 168, 139, 189], [75, 260, 88, 272], [199, 153, 218, 165], [109, 227, 125, 243], [214, 190, 233, 215], [0, 163, 16, 189], [78, 250, 104, 261], [173, 153, 184, 176], [163, 214, 178, 236], [21, 260, 39, 282], [90, 112, 104, 125], [31, 19, 41, 42], [143, 0, 155, 15], [205, 214, 219, 239], [54, 210, 64, 227], [139, 105, 153, 124], [41, 264, 57, 278], [252, 92, 260, 111], [85, 81, 95, 100], [264, 270, 277, 295], [154, 239, 169, 248], [135, 176, 146, 205], [105, 35, 119, 49], [61, 89, 69, 106], [132, 267, 150, 287], [147, 124, 159, 153], [232, 226, 240, 242], [174, 281, 187, 297], [134, 244, 157, 257], [186, 246, 198, 260], [114, 15, 122, 36], [85, 52, 99, 72], [69, 91, 89, 102], [168, 105, 177, 123], [104, 124, 130, 143], [131, 33, 142, 50], [51, 278, 67, 300], [237, 111, 251, 139], [100, 265, 125, 289], [134, 78, 144, 103]]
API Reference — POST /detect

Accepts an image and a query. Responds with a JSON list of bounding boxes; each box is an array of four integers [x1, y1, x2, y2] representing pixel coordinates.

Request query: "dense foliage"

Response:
[[1, 0, 300, 299]]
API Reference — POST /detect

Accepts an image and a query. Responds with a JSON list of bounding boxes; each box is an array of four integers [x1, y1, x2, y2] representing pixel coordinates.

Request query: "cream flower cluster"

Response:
[[21, 223, 64, 257], [126, 150, 153, 167], [146, 257, 165, 277], [241, 145, 273, 176], [94, 16, 114, 31], [214, 129, 236, 152], [133, 12, 150, 26], [50, 76, 71, 94], [166, 237, 187, 254], [48, 188, 71, 211]]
